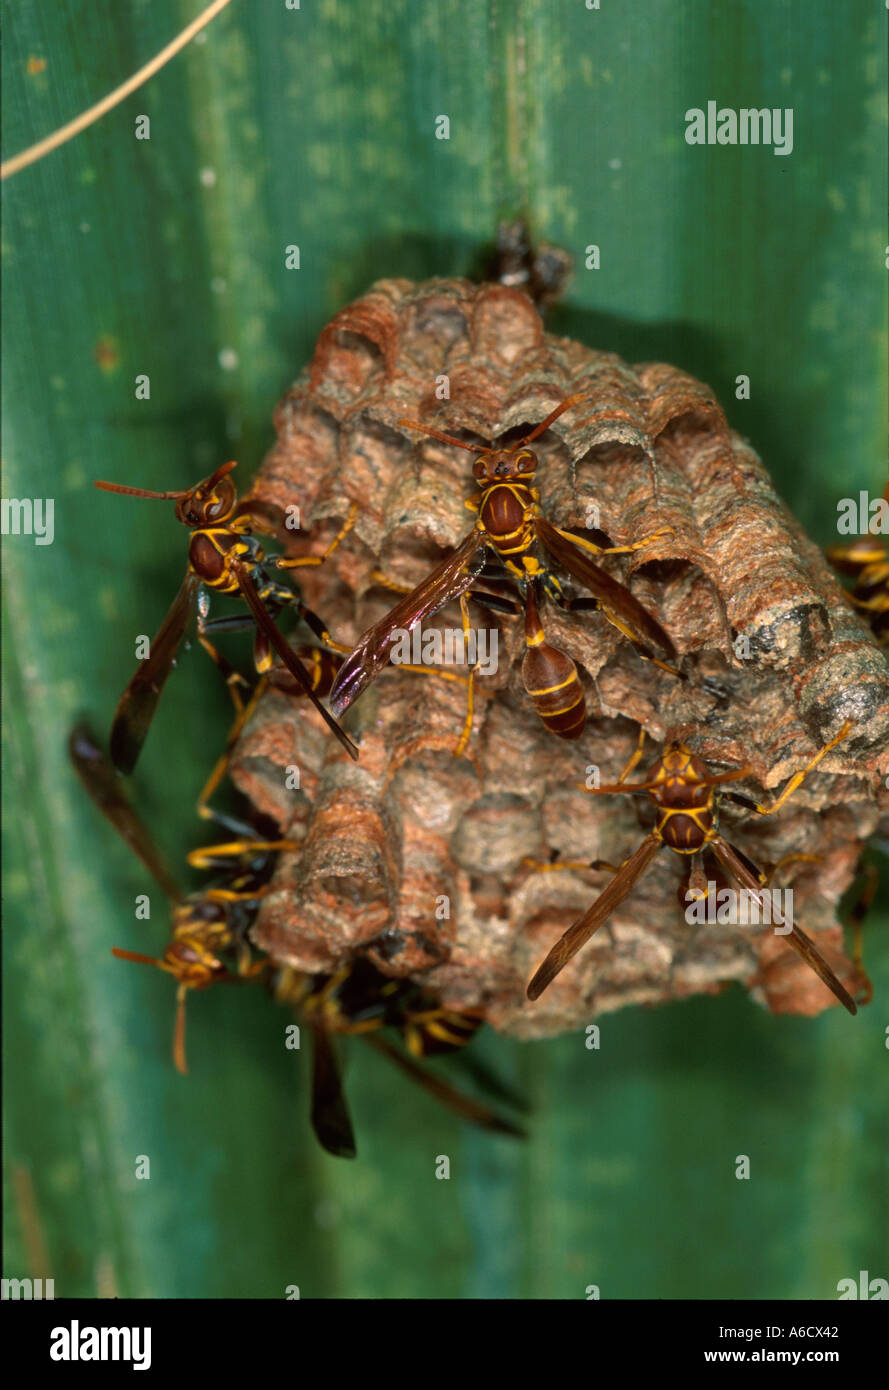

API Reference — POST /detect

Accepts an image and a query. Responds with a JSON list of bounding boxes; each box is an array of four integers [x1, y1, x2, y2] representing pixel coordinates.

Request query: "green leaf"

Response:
[[3, 0, 886, 1299]]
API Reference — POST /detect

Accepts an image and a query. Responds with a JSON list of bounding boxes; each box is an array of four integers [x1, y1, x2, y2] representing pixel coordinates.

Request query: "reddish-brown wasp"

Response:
[[526, 723, 860, 1014], [329, 396, 680, 743], [274, 958, 525, 1158], [70, 723, 296, 1073], [71, 725, 524, 1145], [826, 480, 889, 649], [485, 217, 574, 310], [94, 460, 359, 772]]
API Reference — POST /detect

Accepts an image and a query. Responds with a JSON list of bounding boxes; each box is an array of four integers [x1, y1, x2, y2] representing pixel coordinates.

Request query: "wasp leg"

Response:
[[196, 678, 270, 819], [276, 502, 359, 569], [197, 633, 251, 715], [750, 722, 853, 817], [552, 524, 673, 558], [521, 855, 621, 874]]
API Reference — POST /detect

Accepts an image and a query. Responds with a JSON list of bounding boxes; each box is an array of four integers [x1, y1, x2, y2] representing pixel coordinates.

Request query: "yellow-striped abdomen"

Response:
[[522, 643, 586, 739], [403, 1008, 485, 1057], [521, 579, 586, 739]]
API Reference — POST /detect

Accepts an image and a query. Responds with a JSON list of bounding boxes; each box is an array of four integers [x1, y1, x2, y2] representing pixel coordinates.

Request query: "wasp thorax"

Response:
[[175, 898, 228, 928], [659, 810, 711, 853], [472, 448, 538, 484], [175, 474, 237, 527], [651, 773, 711, 811], [646, 746, 713, 820]]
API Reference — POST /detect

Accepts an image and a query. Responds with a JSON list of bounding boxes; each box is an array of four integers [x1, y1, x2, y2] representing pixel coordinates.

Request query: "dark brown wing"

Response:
[[309, 1020, 357, 1158], [69, 723, 183, 903], [364, 1034, 525, 1138], [233, 559, 359, 761], [452, 1050, 531, 1114], [527, 834, 662, 1000], [328, 527, 487, 716], [534, 516, 677, 658], [110, 570, 200, 775], [712, 837, 857, 1016]]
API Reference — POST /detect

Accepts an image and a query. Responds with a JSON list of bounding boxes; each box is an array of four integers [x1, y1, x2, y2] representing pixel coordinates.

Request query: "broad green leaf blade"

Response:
[[3, 0, 886, 1299]]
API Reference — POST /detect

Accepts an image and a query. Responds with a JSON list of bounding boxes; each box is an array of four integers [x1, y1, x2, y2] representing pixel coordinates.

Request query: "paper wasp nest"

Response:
[[231, 278, 889, 1038]]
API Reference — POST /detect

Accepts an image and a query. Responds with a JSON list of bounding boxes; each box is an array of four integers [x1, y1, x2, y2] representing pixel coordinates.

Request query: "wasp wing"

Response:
[[309, 1020, 357, 1158], [534, 516, 677, 659], [364, 1034, 525, 1138], [712, 837, 857, 1016], [69, 723, 183, 902], [451, 1050, 531, 1114], [527, 834, 663, 1000], [110, 571, 200, 775], [233, 560, 359, 761], [328, 527, 486, 716]]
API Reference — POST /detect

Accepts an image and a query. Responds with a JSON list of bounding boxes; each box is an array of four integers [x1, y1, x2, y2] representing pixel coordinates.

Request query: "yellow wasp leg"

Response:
[[277, 501, 359, 568], [751, 722, 853, 816], [196, 677, 269, 819], [553, 524, 673, 558]]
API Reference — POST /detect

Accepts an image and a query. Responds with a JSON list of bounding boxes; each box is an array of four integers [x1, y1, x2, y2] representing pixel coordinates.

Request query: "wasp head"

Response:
[[174, 464, 238, 528], [472, 447, 539, 485]]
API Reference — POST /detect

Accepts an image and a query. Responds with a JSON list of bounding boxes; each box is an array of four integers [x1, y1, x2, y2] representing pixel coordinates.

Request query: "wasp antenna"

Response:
[[515, 392, 586, 447], [111, 946, 165, 968], [205, 459, 239, 487], [397, 419, 487, 455], [94, 480, 188, 499]]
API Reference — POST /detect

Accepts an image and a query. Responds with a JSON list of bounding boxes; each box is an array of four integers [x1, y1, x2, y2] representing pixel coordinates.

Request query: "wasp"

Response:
[[485, 217, 574, 310], [328, 396, 680, 744], [526, 723, 861, 1015], [69, 723, 296, 1073], [826, 481, 889, 649], [71, 725, 524, 1145], [273, 958, 525, 1158], [94, 460, 359, 772]]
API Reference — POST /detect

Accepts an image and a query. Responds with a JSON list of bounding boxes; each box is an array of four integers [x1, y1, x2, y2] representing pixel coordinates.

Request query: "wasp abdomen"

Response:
[[404, 1009, 485, 1057], [268, 645, 342, 697], [522, 643, 586, 739]]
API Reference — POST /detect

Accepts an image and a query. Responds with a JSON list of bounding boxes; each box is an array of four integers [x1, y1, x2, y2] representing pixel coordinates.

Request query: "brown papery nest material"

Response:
[[230, 278, 889, 1038]]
